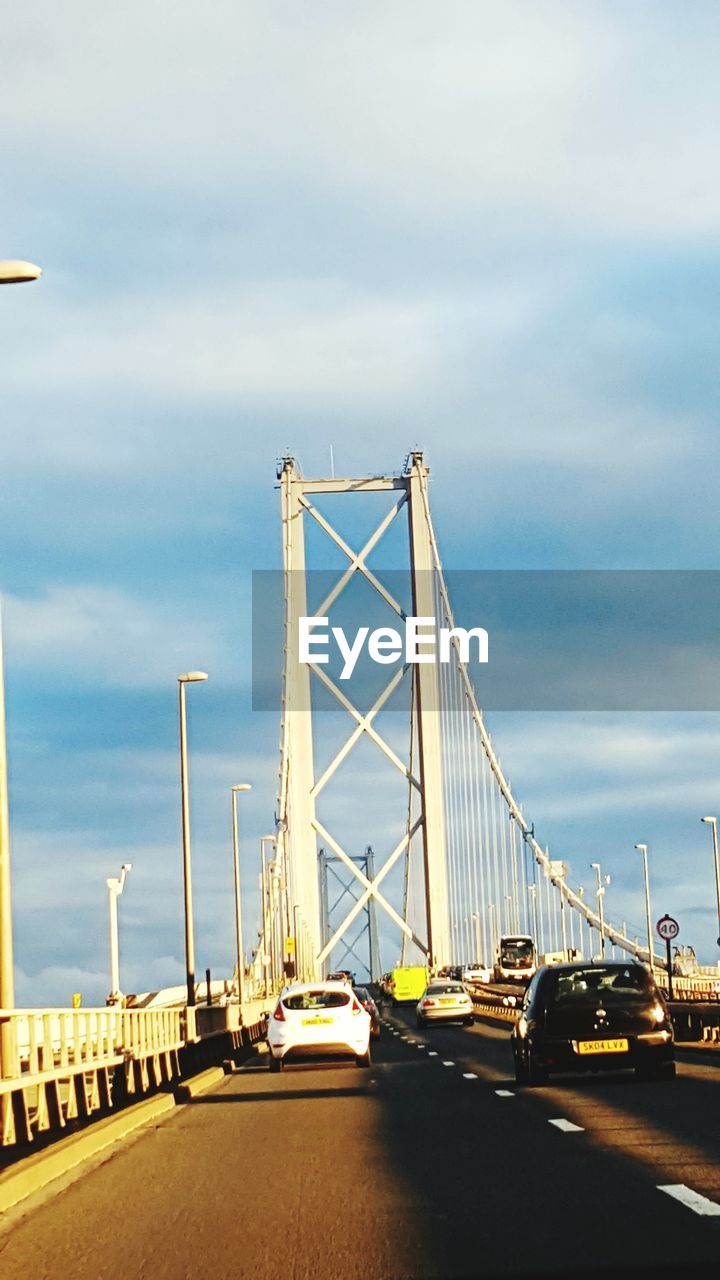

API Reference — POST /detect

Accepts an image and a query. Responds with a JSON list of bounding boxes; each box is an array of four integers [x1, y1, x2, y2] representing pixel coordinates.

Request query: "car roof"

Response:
[[537, 960, 647, 976], [280, 980, 352, 995]]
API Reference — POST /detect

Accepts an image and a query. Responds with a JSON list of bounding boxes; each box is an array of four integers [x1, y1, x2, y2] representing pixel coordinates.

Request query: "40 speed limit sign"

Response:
[[656, 914, 679, 941]]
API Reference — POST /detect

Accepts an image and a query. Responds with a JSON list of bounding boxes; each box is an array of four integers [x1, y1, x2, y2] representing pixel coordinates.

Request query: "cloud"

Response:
[[3, 586, 226, 687], [4, 4, 720, 236]]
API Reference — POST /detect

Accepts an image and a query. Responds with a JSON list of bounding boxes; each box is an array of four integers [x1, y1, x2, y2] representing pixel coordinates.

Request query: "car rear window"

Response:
[[549, 966, 654, 1004], [282, 990, 351, 1010], [427, 984, 465, 995]]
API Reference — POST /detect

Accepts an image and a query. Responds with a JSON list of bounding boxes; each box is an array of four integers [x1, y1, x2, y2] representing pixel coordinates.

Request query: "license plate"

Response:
[[439, 997, 456, 1005], [577, 1038, 629, 1055], [301, 1016, 333, 1025]]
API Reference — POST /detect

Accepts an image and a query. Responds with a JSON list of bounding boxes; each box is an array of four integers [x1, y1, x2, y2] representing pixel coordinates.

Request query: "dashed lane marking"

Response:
[[495, 1089, 515, 1097], [463, 1072, 478, 1080], [658, 1186, 720, 1217], [428, 1051, 438, 1057], [548, 1118, 584, 1133], [442, 1060, 455, 1067]]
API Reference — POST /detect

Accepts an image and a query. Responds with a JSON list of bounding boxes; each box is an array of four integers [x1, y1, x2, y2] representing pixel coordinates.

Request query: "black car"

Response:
[[353, 986, 381, 1038], [511, 961, 675, 1085]]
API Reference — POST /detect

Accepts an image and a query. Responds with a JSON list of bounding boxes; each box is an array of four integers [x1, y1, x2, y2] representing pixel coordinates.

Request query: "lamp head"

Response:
[[232, 783, 252, 793], [178, 671, 208, 683], [122, 863, 132, 872], [701, 816, 717, 825], [0, 259, 42, 284], [634, 843, 647, 853]]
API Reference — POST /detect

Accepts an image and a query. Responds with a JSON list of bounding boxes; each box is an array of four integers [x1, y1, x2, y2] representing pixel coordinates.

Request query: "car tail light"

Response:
[[352, 998, 363, 1016], [272, 1004, 285, 1021], [422, 999, 436, 1007]]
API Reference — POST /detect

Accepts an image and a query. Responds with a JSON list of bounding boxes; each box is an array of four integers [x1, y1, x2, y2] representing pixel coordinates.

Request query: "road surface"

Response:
[[1, 1005, 719, 1279]]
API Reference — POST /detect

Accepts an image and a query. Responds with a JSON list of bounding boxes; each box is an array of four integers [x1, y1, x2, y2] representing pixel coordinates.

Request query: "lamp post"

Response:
[[471, 911, 482, 963], [106, 863, 132, 1004], [634, 843, 653, 974], [701, 818, 720, 950], [0, 266, 41, 1080], [178, 671, 208, 1008], [590, 863, 607, 959], [231, 784, 252, 1005], [528, 884, 539, 953], [488, 902, 498, 958]]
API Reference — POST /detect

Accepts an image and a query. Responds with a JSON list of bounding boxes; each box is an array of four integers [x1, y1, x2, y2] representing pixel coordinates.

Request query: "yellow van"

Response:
[[389, 966, 429, 1003]]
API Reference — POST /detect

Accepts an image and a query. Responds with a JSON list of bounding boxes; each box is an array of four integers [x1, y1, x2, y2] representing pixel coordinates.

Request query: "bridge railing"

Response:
[[0, 1005, 186, 1149]]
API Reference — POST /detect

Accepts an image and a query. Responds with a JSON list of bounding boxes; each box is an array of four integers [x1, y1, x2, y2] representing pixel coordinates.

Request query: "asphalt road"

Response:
[[1, 1007, 719, 1280]]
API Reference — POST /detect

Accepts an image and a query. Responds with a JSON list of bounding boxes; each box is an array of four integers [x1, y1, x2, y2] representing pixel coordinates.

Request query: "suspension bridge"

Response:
[[1, 453, 720, 1279]]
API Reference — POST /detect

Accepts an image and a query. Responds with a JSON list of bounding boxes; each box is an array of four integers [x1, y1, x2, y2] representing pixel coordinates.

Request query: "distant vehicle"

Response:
[[417, 981, 474, 1028], [388, 965, 429, 1004], [353, 986, 381, 1038], [267, 981, 371, 1071], [494, 935, 536, 983], [462, 963, 493, 984], [327, 970, 353, 985], [511, 962, 675, 1086]]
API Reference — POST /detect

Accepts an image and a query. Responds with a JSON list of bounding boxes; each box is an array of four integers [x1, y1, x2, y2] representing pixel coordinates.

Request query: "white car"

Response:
[[462, 964, 493, 984], [267, 981, 371, 1071], [417, 981, 474, 1027]]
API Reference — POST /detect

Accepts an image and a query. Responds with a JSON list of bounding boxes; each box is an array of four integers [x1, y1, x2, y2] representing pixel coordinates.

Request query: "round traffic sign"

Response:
[[656, 914, 679, 941]]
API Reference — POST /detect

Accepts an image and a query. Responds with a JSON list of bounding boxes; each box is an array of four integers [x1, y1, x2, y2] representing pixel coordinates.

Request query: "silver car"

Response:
[[416, 981, 474, 1028]]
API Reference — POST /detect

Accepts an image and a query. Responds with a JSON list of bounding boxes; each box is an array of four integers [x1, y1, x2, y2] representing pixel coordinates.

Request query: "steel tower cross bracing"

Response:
[[275, 454, 452, 978]]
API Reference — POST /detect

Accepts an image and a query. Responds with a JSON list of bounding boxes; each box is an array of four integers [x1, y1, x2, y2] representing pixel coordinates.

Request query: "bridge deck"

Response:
[[2, 1009, 719, 1278]]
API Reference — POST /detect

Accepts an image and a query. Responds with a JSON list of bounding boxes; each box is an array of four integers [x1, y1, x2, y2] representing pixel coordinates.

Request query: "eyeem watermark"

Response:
[[299, 616, 489, 680]]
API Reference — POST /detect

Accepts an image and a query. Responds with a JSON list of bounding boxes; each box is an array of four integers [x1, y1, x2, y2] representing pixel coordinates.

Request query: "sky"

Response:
[[3, 2, 720, 1003]]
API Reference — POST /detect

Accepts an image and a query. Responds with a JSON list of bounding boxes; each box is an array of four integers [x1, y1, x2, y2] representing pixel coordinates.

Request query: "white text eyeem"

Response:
[[298, 617, 489, 680]]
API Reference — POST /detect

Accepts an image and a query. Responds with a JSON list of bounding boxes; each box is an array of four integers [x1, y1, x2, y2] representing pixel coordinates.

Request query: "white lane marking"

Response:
[[401, 1036, 410, 1041], [428, 1051, 438, 1057], [658, 1185, 720, 1217], [407, 1039, 416, 1044], [442, 1060, 455, 1067], [416, 1043, 426, 1049], [549, 1118, 584, 1133], [495, 1089, 515, 1097], [463, 1072, 478, 1079]]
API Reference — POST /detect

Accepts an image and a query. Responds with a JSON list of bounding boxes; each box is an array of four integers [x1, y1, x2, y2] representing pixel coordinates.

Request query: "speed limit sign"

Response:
[[656, 914, 679, 941]]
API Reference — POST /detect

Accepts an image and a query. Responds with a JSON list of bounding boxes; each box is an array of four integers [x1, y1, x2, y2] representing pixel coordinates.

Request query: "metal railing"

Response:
[[0, 1005, 186, 1149]]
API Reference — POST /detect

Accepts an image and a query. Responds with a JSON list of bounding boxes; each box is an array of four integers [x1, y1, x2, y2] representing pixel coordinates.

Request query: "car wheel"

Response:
[[526, 1047, 548, 1086], [268, 1054, 282, 1073], [356, 1051, 371, 1068], [464, 1016, 474, 1026]]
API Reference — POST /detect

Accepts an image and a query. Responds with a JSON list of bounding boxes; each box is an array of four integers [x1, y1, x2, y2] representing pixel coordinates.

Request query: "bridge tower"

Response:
[[275, 453, 451, 978]]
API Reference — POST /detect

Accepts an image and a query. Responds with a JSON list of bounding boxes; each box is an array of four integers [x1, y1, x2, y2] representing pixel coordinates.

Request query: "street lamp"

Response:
[[0, 260, 42, 284], [634, 843, 653, 974], [106, 863, 132, 1004], [701, 818, 720, 950], [0, 266, 41, 1075], [471, 911, 483, 963], [590, 863, 609, 959], [178, 671, 208, 1007], [231, 784, 252, 1005]]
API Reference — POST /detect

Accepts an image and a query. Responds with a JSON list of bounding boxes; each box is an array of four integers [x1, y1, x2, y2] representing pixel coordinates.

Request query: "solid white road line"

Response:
[[495, 1089, 515, 1097], [658, 1185, 720, 1216], [548, 1118, 584, 1133]]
